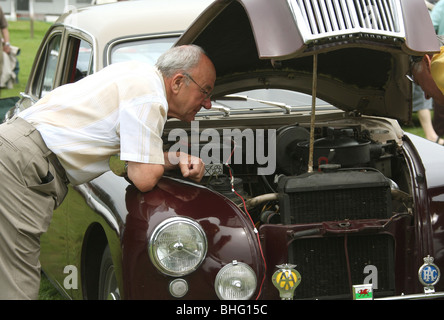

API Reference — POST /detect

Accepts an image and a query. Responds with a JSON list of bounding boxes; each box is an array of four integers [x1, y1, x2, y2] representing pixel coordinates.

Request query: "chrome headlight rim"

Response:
[[148, 216, 208, 277]]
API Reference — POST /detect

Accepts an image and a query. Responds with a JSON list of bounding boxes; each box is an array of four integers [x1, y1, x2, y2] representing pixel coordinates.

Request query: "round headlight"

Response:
[[215, 261, 257, 300], [149, 217, 207, 277]]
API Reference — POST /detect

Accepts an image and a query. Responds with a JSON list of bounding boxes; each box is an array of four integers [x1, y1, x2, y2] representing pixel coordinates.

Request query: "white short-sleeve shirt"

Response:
[[19, 61, 168, 185]]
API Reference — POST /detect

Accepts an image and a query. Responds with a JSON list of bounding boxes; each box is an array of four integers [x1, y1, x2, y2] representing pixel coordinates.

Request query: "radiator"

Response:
[[278, 169, 392, 224]]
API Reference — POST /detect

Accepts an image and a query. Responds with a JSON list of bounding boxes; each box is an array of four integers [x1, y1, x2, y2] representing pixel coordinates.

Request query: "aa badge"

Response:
[[272, 264, 301, 300]]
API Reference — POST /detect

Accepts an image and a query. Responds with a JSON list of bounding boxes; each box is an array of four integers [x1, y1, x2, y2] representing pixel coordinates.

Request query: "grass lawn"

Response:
[[1, 20, 51, 99], [39, 274, 66, 300], [1, 19, 427, 300]]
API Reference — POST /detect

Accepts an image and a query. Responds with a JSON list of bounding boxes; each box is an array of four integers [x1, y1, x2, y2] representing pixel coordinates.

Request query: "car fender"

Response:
[[403, 133, 444, 290], [121, 176, 265, 299]]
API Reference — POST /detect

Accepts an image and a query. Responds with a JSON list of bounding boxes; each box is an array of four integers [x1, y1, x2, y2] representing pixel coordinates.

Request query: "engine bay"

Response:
[[164, 114, 414, 226]]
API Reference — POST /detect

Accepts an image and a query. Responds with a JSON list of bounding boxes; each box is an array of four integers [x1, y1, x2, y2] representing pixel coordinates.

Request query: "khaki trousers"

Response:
[[0, 117, 68, 299]]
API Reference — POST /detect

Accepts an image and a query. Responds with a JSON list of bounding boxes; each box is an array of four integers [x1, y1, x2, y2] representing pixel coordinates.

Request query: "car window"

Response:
[[64, 37, 93, 84], [109, 37, 177, 65], [32, 33, 62, 99], [77, 40, 93, 77]]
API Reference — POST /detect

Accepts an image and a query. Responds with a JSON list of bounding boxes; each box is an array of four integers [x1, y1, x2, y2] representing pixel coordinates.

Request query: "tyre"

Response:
[[98, 245, 120, 300]]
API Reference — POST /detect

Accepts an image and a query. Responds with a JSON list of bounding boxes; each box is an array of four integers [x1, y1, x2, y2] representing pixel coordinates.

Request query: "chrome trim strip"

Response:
[[376, 292, 444, 300]]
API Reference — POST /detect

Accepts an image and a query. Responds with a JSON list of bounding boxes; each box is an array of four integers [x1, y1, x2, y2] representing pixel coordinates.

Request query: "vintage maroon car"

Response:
[[6, 0, 444, 300], [171, 0, 444, 300]]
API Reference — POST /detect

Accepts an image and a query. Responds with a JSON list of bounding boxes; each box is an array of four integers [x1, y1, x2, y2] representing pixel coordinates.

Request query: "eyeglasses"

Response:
[[183, 72, 212, 100], [406, 74, 415, 83]]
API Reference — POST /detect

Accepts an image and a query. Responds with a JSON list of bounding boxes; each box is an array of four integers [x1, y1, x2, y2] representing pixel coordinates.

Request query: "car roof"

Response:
[[54, 0, 213, 67], [57, 0, 213, 37]]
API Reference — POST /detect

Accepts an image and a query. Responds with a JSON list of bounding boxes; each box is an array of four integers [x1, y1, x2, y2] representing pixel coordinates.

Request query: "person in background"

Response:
[[0, 6, 19, 90], [427, 0, 444, 140], [412, 82, 443, 144], [0, 6, 10, 79], [408, 1, 444, 144], [431, 0, 444, 36], [411, 45, 444, 113]]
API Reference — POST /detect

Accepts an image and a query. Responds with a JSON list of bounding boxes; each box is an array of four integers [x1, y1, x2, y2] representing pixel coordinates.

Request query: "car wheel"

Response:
[[98, 245, 120, 300]]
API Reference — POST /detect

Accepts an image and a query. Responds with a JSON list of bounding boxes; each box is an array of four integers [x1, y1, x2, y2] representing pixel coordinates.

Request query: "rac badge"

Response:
[[272, 264, 301, 300], [418, 255, 441, 293]]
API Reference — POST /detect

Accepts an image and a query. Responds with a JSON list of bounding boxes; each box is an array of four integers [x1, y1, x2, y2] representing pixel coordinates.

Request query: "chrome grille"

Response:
[[288, 0, 405, 42]]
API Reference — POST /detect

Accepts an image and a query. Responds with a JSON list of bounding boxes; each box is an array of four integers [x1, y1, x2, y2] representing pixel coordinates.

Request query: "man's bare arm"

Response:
[[126, 152, 205, 192]]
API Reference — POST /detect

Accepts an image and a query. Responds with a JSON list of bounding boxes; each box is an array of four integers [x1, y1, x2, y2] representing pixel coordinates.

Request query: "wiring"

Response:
[[224, 140, 267, 300]]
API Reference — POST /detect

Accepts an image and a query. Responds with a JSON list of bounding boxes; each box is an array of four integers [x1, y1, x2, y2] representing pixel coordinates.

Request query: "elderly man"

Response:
[[0, 45, 216, 299]]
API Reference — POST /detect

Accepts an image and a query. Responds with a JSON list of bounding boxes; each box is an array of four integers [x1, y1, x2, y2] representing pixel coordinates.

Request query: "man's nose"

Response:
[[202, 98, 212, 109]]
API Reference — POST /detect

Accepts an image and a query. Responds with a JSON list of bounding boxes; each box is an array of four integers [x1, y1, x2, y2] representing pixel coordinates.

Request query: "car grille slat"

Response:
[[289, 0, 405, 42]]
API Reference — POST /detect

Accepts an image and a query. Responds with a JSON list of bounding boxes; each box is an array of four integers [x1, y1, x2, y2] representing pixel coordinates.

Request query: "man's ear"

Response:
[[171, 73, 185, 94], [424, 54, 432, 72]]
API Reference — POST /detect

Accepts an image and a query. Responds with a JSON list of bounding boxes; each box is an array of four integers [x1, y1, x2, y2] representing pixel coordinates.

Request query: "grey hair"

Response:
[[155, 45, 206, 78]]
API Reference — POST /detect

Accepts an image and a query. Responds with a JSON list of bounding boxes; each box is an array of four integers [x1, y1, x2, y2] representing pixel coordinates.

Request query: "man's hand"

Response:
[[178, 153, 205, 183], [165, 152, 205, 183]]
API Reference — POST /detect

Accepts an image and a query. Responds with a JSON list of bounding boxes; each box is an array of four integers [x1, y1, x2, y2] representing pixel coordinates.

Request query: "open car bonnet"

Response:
[[177, 0, 440, 123]]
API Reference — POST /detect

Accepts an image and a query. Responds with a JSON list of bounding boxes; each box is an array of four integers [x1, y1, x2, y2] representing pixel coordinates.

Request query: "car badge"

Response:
[[272, 263, 301, 300], [418, 255, 441, 293], [352, 284, 373, 300]]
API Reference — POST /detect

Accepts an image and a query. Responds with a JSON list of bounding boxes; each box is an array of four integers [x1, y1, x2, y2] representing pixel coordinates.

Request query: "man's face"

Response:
[[411, 57, 444, 105], [170, 55, 216, 122]]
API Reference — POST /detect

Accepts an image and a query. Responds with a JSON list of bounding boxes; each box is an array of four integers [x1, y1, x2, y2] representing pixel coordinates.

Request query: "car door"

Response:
[[38, 29, 94, 296], [10, 27, 93, 115]]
